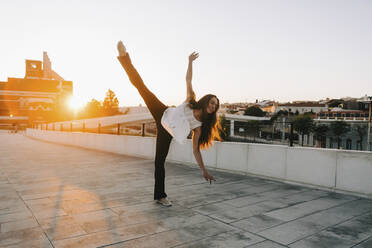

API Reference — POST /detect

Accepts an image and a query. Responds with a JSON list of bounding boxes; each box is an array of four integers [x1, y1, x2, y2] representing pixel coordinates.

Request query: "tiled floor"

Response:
[[0, 131, 371, 248]]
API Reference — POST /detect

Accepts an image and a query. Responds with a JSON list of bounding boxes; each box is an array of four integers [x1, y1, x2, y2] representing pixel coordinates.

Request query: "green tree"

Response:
[[353, 124, 367, 150], [313, 124, 329, 147], [271, 110, 287, 122], [82, 99, 102, 118], [244, 106, 265, 117], [227, 109, 238, 114], [330, 121, 350, 149], [245, 120, 261, 141], [328, 99, 344, 108], [293, 114, 314, 146], [270, 109, 295, 122], [102, 89, 120, 116]]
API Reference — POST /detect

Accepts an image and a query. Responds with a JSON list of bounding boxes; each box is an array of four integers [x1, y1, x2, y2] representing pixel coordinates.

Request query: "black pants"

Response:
[[118, 54, 172, 200]]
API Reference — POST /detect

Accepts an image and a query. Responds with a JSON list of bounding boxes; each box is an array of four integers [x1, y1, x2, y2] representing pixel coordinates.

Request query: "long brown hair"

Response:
[[189, 94, 221, 150]]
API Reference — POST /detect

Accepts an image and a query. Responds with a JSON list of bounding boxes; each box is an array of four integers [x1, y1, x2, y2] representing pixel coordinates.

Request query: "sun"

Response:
[[67, 96, 86, 111]]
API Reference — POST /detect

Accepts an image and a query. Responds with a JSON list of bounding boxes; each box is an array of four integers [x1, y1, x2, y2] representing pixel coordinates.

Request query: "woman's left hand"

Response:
[[189, 52, 199, 62], [203, 170, 216, 184]]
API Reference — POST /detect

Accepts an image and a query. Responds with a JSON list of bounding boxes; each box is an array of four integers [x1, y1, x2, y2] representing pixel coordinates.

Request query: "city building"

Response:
[[317, 108, 369, 120], [0, 52, 72, 127], [275, 101, 328, 114], [298, 118, 370, 151]]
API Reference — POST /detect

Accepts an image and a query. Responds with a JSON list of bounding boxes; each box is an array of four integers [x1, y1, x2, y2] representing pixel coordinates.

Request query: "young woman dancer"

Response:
[[117, 41, 221, 206]]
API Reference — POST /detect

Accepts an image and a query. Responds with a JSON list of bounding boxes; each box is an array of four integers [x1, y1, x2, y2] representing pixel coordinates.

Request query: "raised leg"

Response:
[[118, 54, 167, 123]]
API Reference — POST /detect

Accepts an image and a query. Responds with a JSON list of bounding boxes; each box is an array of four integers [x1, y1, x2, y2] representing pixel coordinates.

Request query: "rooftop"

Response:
[[1, 131, 372, 248], [277, 102, 326, 107]]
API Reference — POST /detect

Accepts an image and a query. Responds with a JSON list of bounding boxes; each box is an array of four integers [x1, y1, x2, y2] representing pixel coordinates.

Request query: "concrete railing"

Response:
[[26, 129, 372, 198]]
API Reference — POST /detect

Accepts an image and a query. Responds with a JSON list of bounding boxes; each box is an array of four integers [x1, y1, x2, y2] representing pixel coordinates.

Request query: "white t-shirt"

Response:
[[161, 102, 202, 144]]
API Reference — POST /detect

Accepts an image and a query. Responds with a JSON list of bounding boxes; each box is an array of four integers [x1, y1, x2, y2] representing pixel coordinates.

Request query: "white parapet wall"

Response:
[[26, 129, 372, 198]]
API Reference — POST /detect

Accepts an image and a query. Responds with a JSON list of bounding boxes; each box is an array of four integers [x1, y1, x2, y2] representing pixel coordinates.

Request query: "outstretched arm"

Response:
[[185, 52, 199, 102], [192, 127, 216, 184]]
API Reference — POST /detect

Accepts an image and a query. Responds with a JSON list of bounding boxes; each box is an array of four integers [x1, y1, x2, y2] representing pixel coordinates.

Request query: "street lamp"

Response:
[[358, 95, 372, 151]]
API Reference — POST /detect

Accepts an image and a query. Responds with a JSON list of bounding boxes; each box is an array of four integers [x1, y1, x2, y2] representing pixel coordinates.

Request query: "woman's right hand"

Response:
[[189, 52, 199, 63], [117, 41, 127, 56], [203, 170, 216, 184]]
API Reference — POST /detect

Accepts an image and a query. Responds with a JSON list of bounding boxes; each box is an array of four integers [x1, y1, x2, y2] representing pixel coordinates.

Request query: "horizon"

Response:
[[1, 0, 371, 108]]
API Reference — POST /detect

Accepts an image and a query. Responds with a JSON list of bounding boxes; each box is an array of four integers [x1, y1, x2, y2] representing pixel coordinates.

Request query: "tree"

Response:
[[293, 114, 314, 146], [227, 109, 238, 114], [244, 106, 265, 117], [102, 89, 120, 116], [353, 124, 367, 150], [313, 124, 329, 148], [328, 99, 344, 108], [245, 120, 261, 141], [271, 110, 287, 122], [219, 115, 230, 140], [330, 121, 350, 149], [82, 99, 102, 118]]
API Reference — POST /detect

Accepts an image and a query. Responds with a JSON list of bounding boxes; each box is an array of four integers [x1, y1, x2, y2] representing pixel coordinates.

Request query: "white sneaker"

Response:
[[156, 197, 172, 207]]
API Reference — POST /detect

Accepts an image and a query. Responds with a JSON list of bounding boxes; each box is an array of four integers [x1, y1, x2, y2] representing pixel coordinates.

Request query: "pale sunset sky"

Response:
[[0, 0, 371, 108]]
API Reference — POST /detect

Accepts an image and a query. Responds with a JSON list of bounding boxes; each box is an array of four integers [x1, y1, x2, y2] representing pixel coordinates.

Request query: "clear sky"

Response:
[[1, 0, 371, 107]]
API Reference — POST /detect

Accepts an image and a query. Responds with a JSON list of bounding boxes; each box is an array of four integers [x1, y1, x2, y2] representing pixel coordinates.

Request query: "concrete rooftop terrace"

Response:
[[1, 131, 372, 248]]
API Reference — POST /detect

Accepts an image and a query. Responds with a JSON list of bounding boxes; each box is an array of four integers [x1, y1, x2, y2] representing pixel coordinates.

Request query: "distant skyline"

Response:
[[1, 0, 371, 107]]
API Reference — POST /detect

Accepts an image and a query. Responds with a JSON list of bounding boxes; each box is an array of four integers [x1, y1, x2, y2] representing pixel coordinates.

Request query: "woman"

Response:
[[117, 41, 220, 206]]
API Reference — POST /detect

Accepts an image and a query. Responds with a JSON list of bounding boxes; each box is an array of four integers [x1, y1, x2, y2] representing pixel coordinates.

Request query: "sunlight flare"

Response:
[[68, 96, 86, 111]]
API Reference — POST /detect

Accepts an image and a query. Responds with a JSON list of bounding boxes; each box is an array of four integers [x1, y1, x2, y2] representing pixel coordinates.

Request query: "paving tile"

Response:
[[258, 219, 326, 245], [1, 235, 53, 248], [353, 237, 372, 248], [102, 220, 229, 248], [173, 193, 237, 208], [0, 211, 33, 223], [157, 212, 213, 229], [103, 229, 196, 248], [265, 195, 357, 222], [0, 204, 29, 216], [72, 209, 121, 233], [171, 220, 236, 240], [25, 198, 55, 207], [208, 199, 289, 223], [110, 202, 163, 215], [318, 212, 372, 243], [293, 199, 372, 227], [53, 221, 168, 248], [39, 215, 87, 241], [0, 196, 23, 208], [174, 230, 264, 248], [61, 201, 107, 215], [0, 227, 46, 247], [231, 214, 285, 233], [191, 202, 235, 215], [288, 231, 356, 248], [32, 208, 68, 220], [53, 229, 124, 248], [246, 240, 288, 247], [0, 218, 39, 233], [275, 190, 329, 205], [222, 194, 270, 208]]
